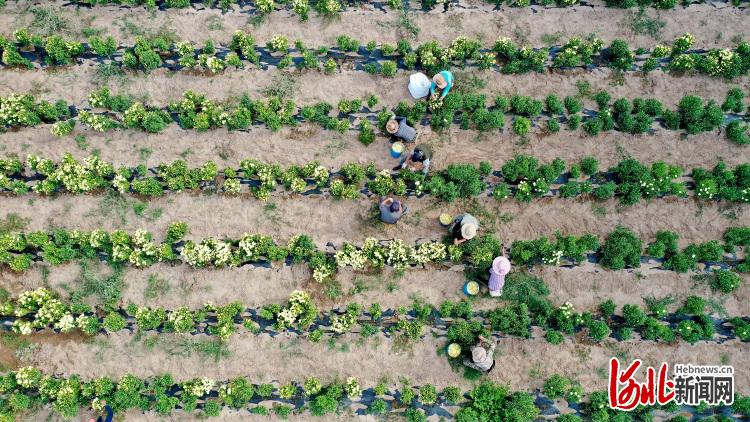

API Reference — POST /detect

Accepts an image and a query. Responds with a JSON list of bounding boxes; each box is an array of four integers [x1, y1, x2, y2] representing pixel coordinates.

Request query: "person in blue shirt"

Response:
[[429, 70, 454, 99], [88, 401, 113, 422]]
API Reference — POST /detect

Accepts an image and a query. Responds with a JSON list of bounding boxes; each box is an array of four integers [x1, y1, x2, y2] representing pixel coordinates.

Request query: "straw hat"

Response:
[[461, 222, 478, 240], [492, 256, 511, 276], [433, 73, 447, 89], [386, 119, 399, 134], [471, 346, 487, 363]]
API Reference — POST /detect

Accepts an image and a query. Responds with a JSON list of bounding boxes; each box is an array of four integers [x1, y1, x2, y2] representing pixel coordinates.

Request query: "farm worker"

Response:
[[379, 197, 409, 224], [395, 144, 432, 175], [449, 213, 479, 245], [408, 72, 432, 99], [463, 335, 497, 373], [430, 70, 454, 100], [386, 114, 417, 143], [88, 401, 113, 422], [489, 256, 511, 297]]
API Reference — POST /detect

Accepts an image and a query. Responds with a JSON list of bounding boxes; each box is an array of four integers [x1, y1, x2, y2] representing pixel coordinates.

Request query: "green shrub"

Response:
[[606, 39, 634, 70], [599, 227, 642, 270], [545, 330, 564, 344], [426, 164, 487, 202], [545, 95, 564, 114], [567, 114, 581, 130], [563, 96, 583, 114], [710, 270, 741, 293], [680, 296, 706, 315], [721, 88, 745, 113], [547, 118, 560, 133], [588, 320, 611, 342], [543, 374, 571, 398], [622, 304, 647, 327], [455, 383, 538, 422], [486, 304, 531, 338], [599, 300, 616, 318], [381, 60, 397, 77], [443, 386, 462, 404], [513, 116, 531, 136]]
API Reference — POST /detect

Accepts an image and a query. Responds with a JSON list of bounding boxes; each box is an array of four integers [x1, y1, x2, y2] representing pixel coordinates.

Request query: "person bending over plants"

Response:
[[395, 144, 432, 175], [430, 70, 455, 100], [463, 335, 497, 373], [449, 213, 479, 245], [488, 256, 511, 297], [386, 113, 418, 143], [88, 400, 113, 422], [379, 197, 409, 224]]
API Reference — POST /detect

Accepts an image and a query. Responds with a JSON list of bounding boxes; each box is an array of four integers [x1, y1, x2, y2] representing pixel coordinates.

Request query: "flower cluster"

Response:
[[702, 49, 739, 77], [78, 111, 118, 132], [344, 377, 362, 399], [672, 33, 695, 54], [167, 306, 195, 333], [696, 179, 718, 199], [181, 238, 235, 268], [268, 35, 289, 53], [541, 249, 563, 266], [182, 378, 215, 397], [27, 153, 114, 194], [552, 38, 603, 68], [275, 291, 318, 330], [0, 94, 41, 127], [15, 367, 42, 388], [335, 243, 368, 270], [230, 31, 258, 62], [331, 304, 360, 334]]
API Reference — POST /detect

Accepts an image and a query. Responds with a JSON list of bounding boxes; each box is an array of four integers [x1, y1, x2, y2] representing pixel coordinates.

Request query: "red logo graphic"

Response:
[[608, 358, 675, 410]]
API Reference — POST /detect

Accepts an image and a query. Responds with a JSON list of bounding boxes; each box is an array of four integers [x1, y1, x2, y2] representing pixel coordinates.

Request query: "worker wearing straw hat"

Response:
[[449, 213, 479, 245], [463, 335, 497, 373], [430, 70, 454, 100], [489, 256, 511, 297], [386, 114, 417, 143]]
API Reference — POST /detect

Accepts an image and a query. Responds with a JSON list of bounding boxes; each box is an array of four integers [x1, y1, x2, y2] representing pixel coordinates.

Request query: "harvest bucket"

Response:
[[391, 142, 405, 158], [447, 343, 462, 358], [463, 281, 479, 296], [439, 213, 453, 227]]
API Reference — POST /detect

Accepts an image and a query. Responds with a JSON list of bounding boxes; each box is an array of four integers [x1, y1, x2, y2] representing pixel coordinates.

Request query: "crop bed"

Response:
[[1, 0, 750, 421]]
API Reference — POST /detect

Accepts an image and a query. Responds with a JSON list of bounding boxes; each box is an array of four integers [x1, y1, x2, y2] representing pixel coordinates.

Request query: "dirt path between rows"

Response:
[[2, 120, 746, 172], [2, 258, 748, 321], [1, 0, 748, 47], [1, 194, 747, 248], [2, 66, 747, 111], [23, 330, 750, 394]]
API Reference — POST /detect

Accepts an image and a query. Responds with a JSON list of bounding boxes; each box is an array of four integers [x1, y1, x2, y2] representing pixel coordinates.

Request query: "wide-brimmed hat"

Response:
[[492, 256, 511, 276], [386, 119, 399, 134], [461, 223, 477, 240], [471, 346, 486, 363], [433, 73, 447, 89]]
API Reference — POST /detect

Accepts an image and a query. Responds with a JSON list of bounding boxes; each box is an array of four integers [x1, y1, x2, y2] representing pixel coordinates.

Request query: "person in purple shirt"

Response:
[[489, 256, 511, 297]]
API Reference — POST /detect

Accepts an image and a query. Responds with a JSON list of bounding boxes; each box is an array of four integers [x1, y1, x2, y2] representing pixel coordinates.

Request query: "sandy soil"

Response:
[[2, 257, 747, 317], [1, 0, 749, 419], [22, 330, 750, 394], [1, 122, 746, 172], [1, 1, 748, 48], [1, 194, 747, 248], [2, 65, 748, 111]]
